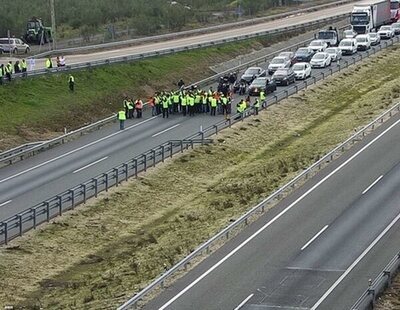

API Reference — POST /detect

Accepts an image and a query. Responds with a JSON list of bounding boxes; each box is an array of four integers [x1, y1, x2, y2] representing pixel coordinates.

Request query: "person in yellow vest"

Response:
[[188, 93, 195, 117], [45, 56, 53, 69], [172, 92, 180, 113], [162, 95, 169, 118], [0, 64, 4, 85], [21, 59, 27, 77], [181, 94, 188, 116], [260, 90, 266, 108], [117, 110, 126, 130], [5, 61, 13, 81], [210, 96, 217, 116], [127, 99, 134, 119]]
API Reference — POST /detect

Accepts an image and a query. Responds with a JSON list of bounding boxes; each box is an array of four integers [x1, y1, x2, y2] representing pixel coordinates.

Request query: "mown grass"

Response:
[[1, 45, 400, 309], [0, 29, 304, 151]]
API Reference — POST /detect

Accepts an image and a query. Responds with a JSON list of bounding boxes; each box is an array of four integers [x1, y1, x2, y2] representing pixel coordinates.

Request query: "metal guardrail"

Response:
[[0, 142, 46, 161], [351, 250, 400, 310], [1, 22, 351, 167], [32, 0, 357, 58], [116, 39, 400, 308], [10, 13, 349, 80]]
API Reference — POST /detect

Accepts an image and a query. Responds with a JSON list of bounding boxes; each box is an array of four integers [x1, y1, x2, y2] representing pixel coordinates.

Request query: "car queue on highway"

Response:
[[117, 20, 400, 130]]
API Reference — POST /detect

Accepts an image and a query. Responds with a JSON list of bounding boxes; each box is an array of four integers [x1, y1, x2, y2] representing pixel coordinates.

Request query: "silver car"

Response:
[[325, 47, 342, 61], [0, 38, 30, 54]]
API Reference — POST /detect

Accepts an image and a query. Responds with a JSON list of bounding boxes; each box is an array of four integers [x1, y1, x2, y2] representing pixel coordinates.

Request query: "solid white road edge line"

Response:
[[0, 200, 12, 207], [73, 157, 108, 174], [301, 225, 329, 251], [362, 175, 383, 194], [157, 118, 400, 310], [0, 116, 158, 185], [310, 210, 400, 310], [234, 294, 254, 310], [152, 124, 181, 138]]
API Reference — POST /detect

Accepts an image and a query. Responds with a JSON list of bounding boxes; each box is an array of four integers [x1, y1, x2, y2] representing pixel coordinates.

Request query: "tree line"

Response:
[[0, 0, 297, 40]]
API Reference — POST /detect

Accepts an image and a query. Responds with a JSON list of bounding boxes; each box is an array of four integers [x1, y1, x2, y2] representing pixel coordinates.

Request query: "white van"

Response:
[[355, 34, 371, 50], [338, 38, 358, 55]]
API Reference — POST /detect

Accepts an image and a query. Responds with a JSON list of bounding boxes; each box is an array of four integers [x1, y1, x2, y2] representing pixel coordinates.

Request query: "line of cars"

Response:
[[236, 21, 400, 97]]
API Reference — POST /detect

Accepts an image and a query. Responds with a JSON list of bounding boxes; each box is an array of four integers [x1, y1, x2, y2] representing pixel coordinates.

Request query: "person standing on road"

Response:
[[5, 62, 13, 81], [135, 98, 143, 118], [162, 95, 169, 118], [46, 56, 53, 69], [260, 90, 266, 108], [21, 59, 27, 77], [68, 74, 75, 92], [60, 55, 66, 67], [181, 93, 187, 116], [254, 98, 260, 115], [210, 96, 217, 116], [123, 98, 130, 118], [127, 99, 135, 119], [149, 96, 156, 116], [118, 110, 127, 130]]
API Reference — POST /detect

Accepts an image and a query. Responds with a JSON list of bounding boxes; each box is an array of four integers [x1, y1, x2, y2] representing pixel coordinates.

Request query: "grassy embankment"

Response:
[[0, 29, 313, 152], [1, 45, 400, 309], [376, 279, 400, 309]]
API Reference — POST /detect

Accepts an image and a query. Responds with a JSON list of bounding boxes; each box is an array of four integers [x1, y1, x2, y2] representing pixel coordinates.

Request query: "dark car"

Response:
[[294, 47, 315, 63], [240, 66, 266, 84], [272, 68, 296, 86], [248, 77, 277, 96]]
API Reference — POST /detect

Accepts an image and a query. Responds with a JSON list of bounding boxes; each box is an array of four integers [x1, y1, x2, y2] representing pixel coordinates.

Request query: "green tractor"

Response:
[[24, 17, 53, 45]]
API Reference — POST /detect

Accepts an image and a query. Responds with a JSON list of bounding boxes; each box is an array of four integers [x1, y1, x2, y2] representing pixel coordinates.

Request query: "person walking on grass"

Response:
[[68, 75, 75, 92]]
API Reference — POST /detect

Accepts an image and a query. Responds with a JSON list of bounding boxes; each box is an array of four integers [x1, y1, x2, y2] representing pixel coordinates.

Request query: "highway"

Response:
[[0, 38, 394, 222], [0, 2, 355, 69], [141, 112, 400, 310]]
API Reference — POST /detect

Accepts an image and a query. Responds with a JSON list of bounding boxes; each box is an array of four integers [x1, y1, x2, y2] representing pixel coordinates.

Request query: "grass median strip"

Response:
[[1, 45, 400, 309]]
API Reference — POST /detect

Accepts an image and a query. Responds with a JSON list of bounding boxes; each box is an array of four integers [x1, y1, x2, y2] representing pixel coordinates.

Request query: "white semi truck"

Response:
[[351, 0, 391, 34]]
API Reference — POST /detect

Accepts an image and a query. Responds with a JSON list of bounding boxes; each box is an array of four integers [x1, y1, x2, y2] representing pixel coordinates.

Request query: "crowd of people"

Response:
[[0, 55, 67, 85], [117, 78, 266, 130]]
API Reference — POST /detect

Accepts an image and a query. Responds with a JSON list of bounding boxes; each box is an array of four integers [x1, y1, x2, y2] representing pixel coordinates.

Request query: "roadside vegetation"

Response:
[[0, 28, 314, 152], [1, 45, 400, 309], [1, 0, 329, 41], [376, 279, 400, 309]]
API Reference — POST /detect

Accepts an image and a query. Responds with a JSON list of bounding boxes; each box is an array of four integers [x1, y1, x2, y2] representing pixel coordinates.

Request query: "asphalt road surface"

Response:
[[0, 2, 355, 69], [140, 111, 400, 310], [0, 38, 394, 222]]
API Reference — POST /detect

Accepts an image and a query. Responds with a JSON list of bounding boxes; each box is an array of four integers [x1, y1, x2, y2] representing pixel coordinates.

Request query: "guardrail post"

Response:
[[93, 178, 98, 197], [3, 222, 8, 245], [313, 76, 316, 84], [161, 145, 165, 162], [114, 168, 120, 186], [142, 155, 147, 172], [180, 140, 184, 153], [69, 189, 75, 209], [46, 202, 50, 222], [152, 150, 156, 167], [124, 163, 129, 181], [18, 214, 23, 236], [214, 125, 218, 134], [32, 208, 37, 229], [82, 184, 87, 203], [169, 142, 173, 158], [321, 72, 325, 80], [104, 173, 109, 191], [57, 195, 63, 216]]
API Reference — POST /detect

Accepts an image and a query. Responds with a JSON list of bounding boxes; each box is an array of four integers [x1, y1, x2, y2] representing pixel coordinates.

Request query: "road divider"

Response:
[[0, 201, 12, 208], [73, 157, 108, 174], [301, 225, 329, 251], [152, 124, 181, 138], [362, 175, 383, 195]]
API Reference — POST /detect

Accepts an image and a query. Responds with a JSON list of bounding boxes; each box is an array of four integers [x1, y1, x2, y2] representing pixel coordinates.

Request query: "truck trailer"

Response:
[[390, 0, 400, 22], [351, 0, 391, 34]]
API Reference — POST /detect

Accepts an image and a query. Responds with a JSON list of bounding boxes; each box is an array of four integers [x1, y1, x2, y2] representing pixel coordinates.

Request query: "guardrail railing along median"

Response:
[[1, 22, 351, 167]]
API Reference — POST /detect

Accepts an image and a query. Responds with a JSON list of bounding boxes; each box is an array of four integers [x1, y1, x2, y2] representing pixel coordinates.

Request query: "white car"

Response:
[[355, 34, 371, 50], [278, 51, 296, 65], [310, 52, 332, 68], [343, 29, 357, 38], [308, 40, 328, 52], [268, 56, 291, 74], [339, 38, 358, 55], [325, 47, 342, 61], [368, 32, 381, 45], [292, 62, 312, 79], [378, 25, 395, 39]]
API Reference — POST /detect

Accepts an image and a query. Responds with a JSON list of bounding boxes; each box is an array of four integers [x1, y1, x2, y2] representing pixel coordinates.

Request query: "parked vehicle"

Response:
[[310, 52, 332, 68], [317, 27, 340, 46], [272, 68, 296, 86], [308, 39, 328, 52], [278, 51, 296, 65], [0, 38, 30, 54], [240, 67, 266, 83], [390, 0, 400, 22], [325, 47, 343, 61], [294, 47, 315, 62], [268, 56, 291, 75], [368, 32, 382, 44], [292, 62, 312, 79], [248, 77, 277, 96], [351, 0, 391, 34], [356, 34, 372, 50], [24, 17, 53, 44], [391, 22, 400, 33], [343, 29, 358, 38], [378, 25, 395, 38], [339, 38, 358, 54]]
